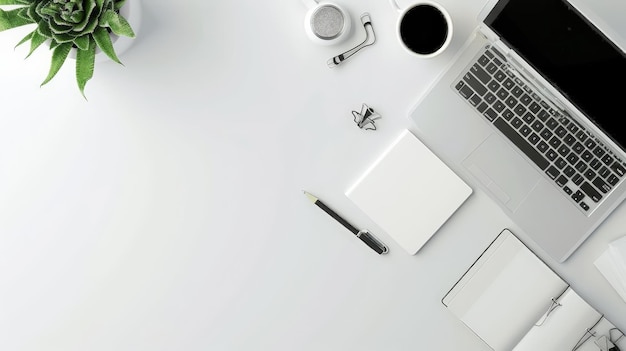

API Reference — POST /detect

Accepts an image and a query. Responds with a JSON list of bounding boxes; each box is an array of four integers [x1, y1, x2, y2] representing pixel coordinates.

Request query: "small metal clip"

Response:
[[534, 297, 562, 326], [352, 103, 381, 130]]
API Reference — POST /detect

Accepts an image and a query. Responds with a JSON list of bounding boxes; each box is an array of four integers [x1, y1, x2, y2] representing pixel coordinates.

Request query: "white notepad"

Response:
[[345, 130, 472, 254], [442, 229, 568, 350], [444, 229, 625, 351]]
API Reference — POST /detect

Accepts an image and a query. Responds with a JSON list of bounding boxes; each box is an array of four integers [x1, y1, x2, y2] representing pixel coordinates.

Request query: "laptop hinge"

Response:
[[477, 24, 499, 44]]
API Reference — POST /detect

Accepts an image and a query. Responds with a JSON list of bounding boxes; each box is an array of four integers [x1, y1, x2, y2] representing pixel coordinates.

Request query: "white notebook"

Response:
[[443, 229, 625, 351], [345, 130, 472, 254]]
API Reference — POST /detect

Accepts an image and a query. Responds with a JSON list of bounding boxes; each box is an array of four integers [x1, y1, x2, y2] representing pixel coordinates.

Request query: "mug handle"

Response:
[[389, 0, 402, 12], [302, 0, 319, 9]]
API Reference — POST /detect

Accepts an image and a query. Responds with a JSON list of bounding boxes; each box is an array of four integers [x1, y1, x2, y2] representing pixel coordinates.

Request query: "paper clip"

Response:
[[534, 297, 561, 326], [352, 103, 381, 130]]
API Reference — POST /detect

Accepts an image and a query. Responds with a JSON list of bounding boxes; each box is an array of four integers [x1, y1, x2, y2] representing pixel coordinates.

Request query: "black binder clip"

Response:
[[352, 103, 381, 130]]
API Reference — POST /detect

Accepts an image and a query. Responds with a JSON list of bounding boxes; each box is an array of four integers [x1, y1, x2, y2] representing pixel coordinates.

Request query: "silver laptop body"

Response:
[[409, 0, 626, 262]]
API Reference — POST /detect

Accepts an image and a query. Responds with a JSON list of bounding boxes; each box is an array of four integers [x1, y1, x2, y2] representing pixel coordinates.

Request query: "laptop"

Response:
[[408, 0, 626, 262]]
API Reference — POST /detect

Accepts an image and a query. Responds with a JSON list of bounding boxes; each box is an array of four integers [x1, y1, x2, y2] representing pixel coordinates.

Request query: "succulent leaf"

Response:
[[0, 8, 34, 31], [26, 28, 46, 57], [41, 41, 71, 86], [100, 9, 132, 37], [14, 30, 33, 47], [92, 25, 120, 64], [76, 37, 95, 98]]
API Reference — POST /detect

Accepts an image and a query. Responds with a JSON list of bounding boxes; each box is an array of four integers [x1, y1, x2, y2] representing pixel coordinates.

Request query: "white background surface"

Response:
[[1, 0, 625, 350]]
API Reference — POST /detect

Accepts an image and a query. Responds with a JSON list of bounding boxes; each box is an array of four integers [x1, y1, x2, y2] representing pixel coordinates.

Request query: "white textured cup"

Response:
[[303, 0, 351, 45], [391, 0, 452, 58]]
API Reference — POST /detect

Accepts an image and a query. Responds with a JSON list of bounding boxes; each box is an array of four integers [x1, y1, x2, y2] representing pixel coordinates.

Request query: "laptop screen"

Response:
[[485, 0, 626, 151]]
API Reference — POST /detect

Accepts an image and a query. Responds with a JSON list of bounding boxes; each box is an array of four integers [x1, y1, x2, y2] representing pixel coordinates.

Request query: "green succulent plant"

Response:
[[0, 0, 135, 97]]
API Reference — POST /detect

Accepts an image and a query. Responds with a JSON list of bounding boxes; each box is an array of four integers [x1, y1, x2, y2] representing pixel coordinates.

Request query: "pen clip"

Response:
[[357, 230, 389, 254]]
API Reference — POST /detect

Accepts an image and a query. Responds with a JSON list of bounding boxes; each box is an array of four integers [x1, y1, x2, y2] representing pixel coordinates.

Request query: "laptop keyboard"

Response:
[[454, 45, 626, 214]]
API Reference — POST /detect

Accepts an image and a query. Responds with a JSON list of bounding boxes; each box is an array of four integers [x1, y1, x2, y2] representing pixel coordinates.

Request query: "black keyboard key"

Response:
[[608, 174, 620, 186], [580, 182, 602, 202], [572, 174, 583, 185], [511, 86, 524, 97], [520, 94, 532, 105], [537, 141, 549, 153], [598, 166, 610, 179], [580, 202, 590, 211], [484, 108, 498, 121], [497, 88, 509, 100], [593, 146, 606, 158], [488, 81, 500, 92], [572, 142, 584, 154], [538, 110, 550, 121], [584, 139, 597, 150], [563, 165, 576, 177], [485, 92, 496, 104], [566, 153, 579, 164], [546, 150, 558, 161], [505, 96, 517, 108], [494, 70, 507, 82], [555, 126, 567, 138], [611, 163, 625, 177], [503, 78, 515, 90], [457, 82, 474, 99], [546, 165, 560, 179], [590, 158, 602, 170], [556, 175, 568, 187], [563, 134, 576, 146], [520, 125, 531, 137], [581, 150, 593, 162], [469, 94, 482, 106], [477, 102, 488, 113], [602, 154, 614, 165], [549, 136, 561, 149], [572, 190, 584, 203], [478, 54, 490, 66], [471, 64, 491, 84], [491, 47, 506, 60], [584, 169, 596, 180], [493, 101, 505, 113], [540, 129, 553, 141], [522, 112, 535, 124], [463, 73, 488, 96], [529, 102, 541, 113], [592, 177, 611, 193], [494, 117, 550, 170], [502, 109, 514, 121], [546, 118, 559, 130]]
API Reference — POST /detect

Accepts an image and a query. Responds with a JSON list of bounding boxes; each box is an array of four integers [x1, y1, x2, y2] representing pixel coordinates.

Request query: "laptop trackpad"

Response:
[[462, 135, 541, 212]]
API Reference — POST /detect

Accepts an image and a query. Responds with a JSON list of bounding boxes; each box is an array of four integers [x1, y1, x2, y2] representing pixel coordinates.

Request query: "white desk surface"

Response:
[[1, 0, 625, 349]]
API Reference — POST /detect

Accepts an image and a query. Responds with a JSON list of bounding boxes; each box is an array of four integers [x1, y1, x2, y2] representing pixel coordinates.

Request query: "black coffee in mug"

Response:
[[399, 4, 449, 55]]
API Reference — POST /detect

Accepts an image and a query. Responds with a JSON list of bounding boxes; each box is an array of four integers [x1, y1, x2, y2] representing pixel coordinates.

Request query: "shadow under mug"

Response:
[[390, 0, 452, 58]]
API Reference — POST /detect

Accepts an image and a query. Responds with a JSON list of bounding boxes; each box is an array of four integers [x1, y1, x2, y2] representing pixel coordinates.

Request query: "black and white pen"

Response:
[[304, 191, 388, 254]]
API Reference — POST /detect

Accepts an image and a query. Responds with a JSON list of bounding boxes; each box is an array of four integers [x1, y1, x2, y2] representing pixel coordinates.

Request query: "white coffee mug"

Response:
[[390, 0, 452, 58], [303, 0, 351, 45]]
